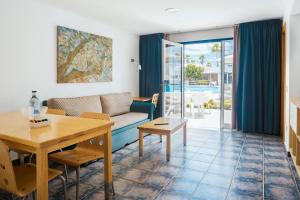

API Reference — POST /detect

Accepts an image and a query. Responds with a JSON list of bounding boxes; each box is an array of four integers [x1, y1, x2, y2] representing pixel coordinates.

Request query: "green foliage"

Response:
[[204, 99, 220, 109], [211, 43, 221, 67], [203, 98, 232, 110], [224, 99, 232, 110], [197, 80, 209, 85], [211, 43, 221, 53], [185, 64, 204, 81]]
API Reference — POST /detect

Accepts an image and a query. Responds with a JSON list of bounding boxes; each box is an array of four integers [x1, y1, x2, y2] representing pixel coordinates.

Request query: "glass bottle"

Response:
[[30, 91, 40, 119]]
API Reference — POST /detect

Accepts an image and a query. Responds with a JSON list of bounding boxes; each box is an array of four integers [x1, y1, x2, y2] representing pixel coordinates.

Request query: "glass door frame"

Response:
[[181, 38, 233, 129], [161, 39, 184, 119]]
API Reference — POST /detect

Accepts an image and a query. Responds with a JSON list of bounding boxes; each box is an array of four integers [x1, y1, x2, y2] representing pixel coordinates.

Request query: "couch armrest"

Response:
[[130, 102, 155, 120]]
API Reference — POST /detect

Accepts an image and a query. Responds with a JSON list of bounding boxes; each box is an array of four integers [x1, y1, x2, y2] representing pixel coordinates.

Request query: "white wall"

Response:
[[292, 0, 300, 14], [0, 0, 139, 112], [284, 0, 300, 148], [289, 13, 300, 98], [168, 27, 234, 43]]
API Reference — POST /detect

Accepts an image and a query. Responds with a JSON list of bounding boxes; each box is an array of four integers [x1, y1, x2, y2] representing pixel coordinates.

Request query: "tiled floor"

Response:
[[1, 129, 300, 200]]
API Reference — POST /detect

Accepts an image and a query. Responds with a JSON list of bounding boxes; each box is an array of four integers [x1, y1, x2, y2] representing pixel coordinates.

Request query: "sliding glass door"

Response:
[[222, 40, 234, 128], [162, 38, 233, 129], [162, 40, 184, 119], [183, 39, 233, 129]]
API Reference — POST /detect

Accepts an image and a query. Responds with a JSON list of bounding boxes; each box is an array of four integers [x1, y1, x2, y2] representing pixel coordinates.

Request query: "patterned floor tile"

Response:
[[264, 165, 292, 175], [123, 184, 160, 200], [171, 150, 196, 159], [227, 189, 263, 200], [264, 173, 296, 188], [143, 171, 173, 188], [2, 129, 300, 200], [118, 168, 151, 184], [231, 177, 263, 194], [113, 177, 136, 196], [86, 191, 106, 200], [134, 158, 163, 171], [164, 177, 199, 195], [184, 160, 210, 172], [197, 147, 219, 155], [175, 168, 205, 182], [191, 183, 228, 200], [155, 190, 190, 200], [191, 153, 215, 163], [264, 184, 299, 200], [207, 164, 236, 176], [201, 172, 232, 189], [212, 157, 238, 167], [237, 160, 263, 170], [166, 156, 187, 167], [235, 167, 263, 181]]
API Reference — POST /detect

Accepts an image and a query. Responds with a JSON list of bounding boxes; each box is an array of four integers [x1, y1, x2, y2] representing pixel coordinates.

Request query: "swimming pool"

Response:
[[165, 84, 220, 93]]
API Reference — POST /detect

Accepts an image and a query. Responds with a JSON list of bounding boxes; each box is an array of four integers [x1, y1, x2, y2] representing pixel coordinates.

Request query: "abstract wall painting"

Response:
[[57, 26, 112, 83]]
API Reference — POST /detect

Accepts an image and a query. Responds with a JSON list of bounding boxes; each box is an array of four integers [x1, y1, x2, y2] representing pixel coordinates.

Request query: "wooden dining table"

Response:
[[0, 112, 114, 200]]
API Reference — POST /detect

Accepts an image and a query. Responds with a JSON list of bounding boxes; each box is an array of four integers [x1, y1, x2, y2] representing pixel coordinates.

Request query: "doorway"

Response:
[[162, 38, 234, 129]]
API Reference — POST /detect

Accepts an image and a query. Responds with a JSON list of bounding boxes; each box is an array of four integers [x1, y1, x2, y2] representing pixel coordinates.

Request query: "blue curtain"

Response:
[[236, 19, 282, 135], [139, 33, 164, 118]]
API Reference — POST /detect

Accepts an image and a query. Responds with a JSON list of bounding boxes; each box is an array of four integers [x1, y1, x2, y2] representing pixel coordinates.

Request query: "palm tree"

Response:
[[185, 55, 191, 64], [211, 43, 221, 67], [199, 54, 206, 66]]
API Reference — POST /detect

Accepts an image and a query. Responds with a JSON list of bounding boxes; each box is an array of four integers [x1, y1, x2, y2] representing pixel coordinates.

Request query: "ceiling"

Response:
[[39, 0, 290, 35]]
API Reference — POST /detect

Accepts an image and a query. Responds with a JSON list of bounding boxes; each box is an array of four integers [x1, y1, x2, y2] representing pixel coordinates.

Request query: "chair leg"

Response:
[[9, 194, 14, 200], [58, 175, 67, 200], [75, 167, 80, 200], [63, 165, 68, 182], [159, 135, 162, 143], [112, 182, 115, 196], [28, 154, 34, 163], [31, 191, 36, 200]]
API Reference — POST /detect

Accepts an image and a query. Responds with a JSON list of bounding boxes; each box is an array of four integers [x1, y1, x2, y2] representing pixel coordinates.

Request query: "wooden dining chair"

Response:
[[152, 93, 159, 108], [49, 112, 114, 200], [151, 93, 163, 141], [0, 141, 67, 200]]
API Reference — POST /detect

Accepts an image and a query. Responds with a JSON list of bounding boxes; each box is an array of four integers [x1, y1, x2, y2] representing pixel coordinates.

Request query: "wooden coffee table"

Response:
[[138, 117, 188, 161]]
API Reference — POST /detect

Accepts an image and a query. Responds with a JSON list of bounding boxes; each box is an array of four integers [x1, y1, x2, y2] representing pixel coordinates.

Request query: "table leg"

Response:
[[36, 148, 48, 200], [166, 134, 171, 161], [139, 129, 143, 157], [104, 128, 113, 199], [183, 123, 187, 146]]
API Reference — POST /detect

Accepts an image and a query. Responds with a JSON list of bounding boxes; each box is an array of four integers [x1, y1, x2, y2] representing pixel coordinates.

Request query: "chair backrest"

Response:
[[47, 108, 66, 115], [0, 141, 17, 194], [77, 112, 110, 152], [152, 93, 159, 108]]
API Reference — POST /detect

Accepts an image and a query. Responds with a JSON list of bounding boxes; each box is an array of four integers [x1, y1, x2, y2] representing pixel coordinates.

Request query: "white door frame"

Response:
[[162, 39, 184, 119]]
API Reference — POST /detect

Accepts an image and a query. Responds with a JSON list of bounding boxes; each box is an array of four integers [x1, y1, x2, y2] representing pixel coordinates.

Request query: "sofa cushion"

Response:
[[111, 112, 148, 131], [100, 92, 133, 117], [48, 96, 102, 116]]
